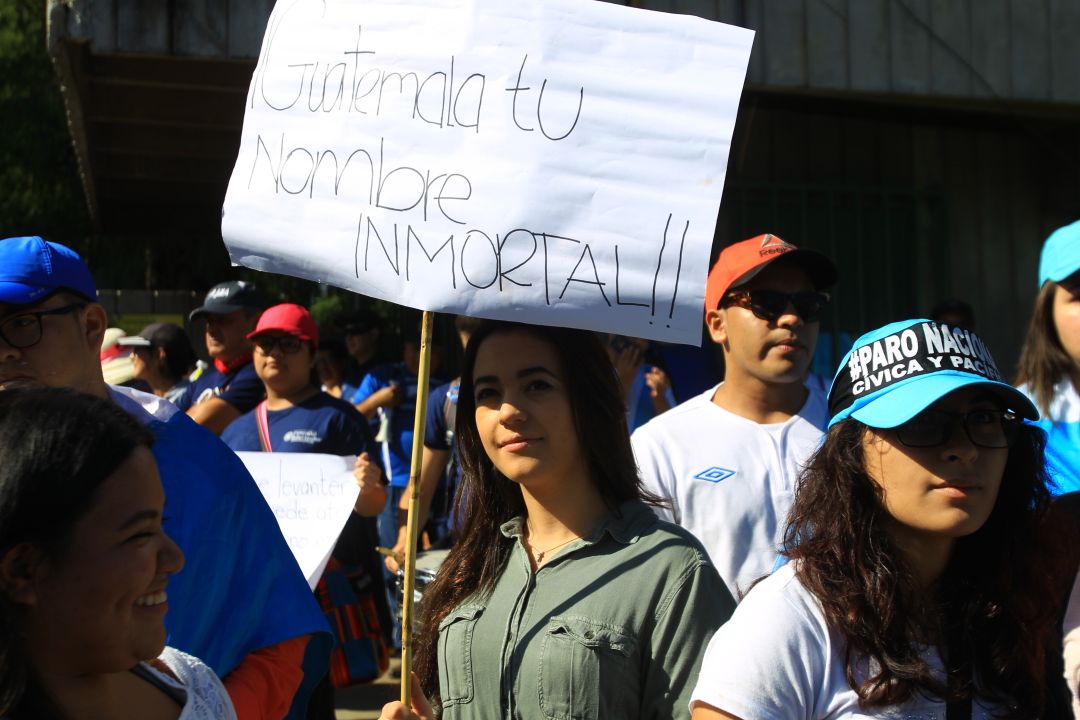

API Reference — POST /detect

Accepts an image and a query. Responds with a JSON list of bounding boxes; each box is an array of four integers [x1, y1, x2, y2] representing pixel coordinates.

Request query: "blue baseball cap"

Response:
[[0, 236, 98, 305], [827, 318, 1038, 429], [1039, 219, 1080, 287]]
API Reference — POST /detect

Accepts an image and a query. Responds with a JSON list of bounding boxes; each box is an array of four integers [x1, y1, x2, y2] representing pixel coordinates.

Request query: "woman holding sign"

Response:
[[380, 320, 734, 720], [220, 303, 388, 718], [690, 319, 1056, 719], [0, 387, 235, 719]]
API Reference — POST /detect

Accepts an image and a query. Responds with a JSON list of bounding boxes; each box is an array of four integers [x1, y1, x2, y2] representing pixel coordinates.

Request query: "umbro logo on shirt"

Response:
[[693, 467, 736, 483]]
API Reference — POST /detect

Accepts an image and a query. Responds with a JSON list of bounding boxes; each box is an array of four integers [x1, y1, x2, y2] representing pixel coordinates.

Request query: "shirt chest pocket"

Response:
[[538, 616, 637, 720], [437, 604, 484, 708]]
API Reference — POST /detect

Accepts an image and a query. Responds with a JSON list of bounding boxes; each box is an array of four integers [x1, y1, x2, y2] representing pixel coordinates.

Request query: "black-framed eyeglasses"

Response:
[[0, 303, 86, 349], [893, 409, 1020, 449], [253, 334, 304, 355], [720, 289, 830, 323]]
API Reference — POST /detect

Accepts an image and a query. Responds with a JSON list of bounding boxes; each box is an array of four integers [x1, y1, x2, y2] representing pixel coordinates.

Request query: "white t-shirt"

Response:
[[631, 382, 827, 597], [690, 564, 1002, 719]]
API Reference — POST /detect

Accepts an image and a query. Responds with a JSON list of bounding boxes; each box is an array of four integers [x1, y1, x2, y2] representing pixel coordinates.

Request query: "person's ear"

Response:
[[156, 346, 168, 367], [82, 303, 108, 352], [0, 543, 43, 607], [705, 308, 728, 347]]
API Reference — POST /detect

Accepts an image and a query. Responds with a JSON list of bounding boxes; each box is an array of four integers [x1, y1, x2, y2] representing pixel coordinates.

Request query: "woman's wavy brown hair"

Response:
[[784, 417, 1054, 717], [1016, 281, 1080, 417], [412, 321, 664, 700]]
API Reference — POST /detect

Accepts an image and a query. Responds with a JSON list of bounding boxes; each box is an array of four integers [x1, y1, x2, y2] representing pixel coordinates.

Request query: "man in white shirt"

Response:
[[632, 233, 837, 598]]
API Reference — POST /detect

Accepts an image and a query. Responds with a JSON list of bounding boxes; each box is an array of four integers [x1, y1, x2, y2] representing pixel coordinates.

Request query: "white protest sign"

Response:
[[236, 451, 360, 589], [223, 0, 753, 345]]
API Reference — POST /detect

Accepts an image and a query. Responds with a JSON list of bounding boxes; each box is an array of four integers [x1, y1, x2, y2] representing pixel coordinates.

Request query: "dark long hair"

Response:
[[413, 321, 663, 696], [784, 418, 1053, 716], [1016, 281, 1079, 416], [0, 388, 154, 716]]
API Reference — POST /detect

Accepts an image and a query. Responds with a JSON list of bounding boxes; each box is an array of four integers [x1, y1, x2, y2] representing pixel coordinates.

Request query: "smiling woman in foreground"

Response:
[[380, 320, 734, 720], [691, 319, 1056, 719], [0, 387, 235, 720]]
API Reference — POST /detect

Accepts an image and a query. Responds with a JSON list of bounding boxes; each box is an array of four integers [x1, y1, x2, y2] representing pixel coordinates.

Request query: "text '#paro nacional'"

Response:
[[846, 322, 1003, 398]]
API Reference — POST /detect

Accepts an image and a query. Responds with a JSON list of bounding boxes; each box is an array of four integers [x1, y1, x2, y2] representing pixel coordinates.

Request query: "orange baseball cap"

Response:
[[704, 233, 838, 311]]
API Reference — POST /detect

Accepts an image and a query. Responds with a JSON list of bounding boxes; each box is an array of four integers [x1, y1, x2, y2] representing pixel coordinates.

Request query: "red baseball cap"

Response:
[[704, 233, 838, 312], [247, 303, 320, 347]]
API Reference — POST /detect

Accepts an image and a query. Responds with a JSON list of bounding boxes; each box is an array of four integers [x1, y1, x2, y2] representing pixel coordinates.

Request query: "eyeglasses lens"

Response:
[[0, 315, 42, 349], [895, 410, 1017, 449], [256, 336, 302, 354], [0, 304, 85, 349]]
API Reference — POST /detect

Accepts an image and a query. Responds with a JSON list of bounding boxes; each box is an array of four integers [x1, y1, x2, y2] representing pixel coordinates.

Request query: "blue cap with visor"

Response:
[[827, 319, 1038, 429], [0, 236, 98, 305], [1039, 219, 1080, 287]]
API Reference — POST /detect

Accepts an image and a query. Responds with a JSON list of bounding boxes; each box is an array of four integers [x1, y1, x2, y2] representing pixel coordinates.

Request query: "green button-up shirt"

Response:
[[436, 500, 735, 720]]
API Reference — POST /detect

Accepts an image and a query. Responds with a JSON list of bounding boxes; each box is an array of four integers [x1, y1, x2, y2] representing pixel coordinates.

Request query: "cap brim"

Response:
[[0, 281, 51, 306], [246, 329, 314, 341], [101, 356, 137, 385], [116, 336, 152, 347], [189, 303, 245, 321], [849, 372, 1039, 429]]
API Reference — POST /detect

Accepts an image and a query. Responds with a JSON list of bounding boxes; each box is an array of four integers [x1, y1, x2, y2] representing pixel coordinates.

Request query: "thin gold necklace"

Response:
[[526, 522, 580, 565]]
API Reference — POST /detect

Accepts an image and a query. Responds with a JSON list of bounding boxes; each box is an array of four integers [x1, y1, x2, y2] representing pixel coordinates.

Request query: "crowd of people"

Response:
[[0, 219, 1078, 720]]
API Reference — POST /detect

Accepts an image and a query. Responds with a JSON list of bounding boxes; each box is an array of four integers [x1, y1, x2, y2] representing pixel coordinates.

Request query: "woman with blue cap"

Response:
[[690, 319, 1056, 719], [1019, 221, 1080, 720], [1016, 219, 1080, 495]]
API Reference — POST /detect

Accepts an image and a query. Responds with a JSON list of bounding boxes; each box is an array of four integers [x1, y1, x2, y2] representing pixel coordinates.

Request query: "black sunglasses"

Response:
[[720, 289, 829, 323], [893, 409, 1020, 449], [0, 302, 86, 349], [253, 334, 304, 354]]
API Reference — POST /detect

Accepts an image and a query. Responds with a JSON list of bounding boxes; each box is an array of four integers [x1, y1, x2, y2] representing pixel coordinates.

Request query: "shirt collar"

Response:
[[498, 499, 655, 547], [213, 352, 252, 375]]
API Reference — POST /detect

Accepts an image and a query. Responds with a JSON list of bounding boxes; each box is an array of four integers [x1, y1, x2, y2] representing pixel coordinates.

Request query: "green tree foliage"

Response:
[[0, 0, 90, 243]]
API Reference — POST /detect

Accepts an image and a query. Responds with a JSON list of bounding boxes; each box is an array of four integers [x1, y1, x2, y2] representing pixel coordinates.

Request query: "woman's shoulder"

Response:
[[729, 564, 832, 636], [613, 500, 711, 560], [302, 390, 363, 416], [219, 409, 258, 450], [155, 647, 238, 719]]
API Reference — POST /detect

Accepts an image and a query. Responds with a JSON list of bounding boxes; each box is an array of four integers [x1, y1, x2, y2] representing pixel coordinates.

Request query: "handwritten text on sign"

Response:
[[223, 0, 754, 344], [237, 452, 359, 590]]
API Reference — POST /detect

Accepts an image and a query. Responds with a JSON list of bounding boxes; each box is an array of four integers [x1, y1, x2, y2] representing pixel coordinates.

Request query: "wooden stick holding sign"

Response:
[[400, 310, 435, 705]]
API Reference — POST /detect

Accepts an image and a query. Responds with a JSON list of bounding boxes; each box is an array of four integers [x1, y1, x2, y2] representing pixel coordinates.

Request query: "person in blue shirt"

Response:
[[176, 281, 267, 436], [350, 327, 445, 554], [223, 304, 375, 459], [606, 334, 677, 432], [315, 338, 360, 402], [221, 302, 388, 720], [383, 316, 482, 573], [339, 309, 384, 392]]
